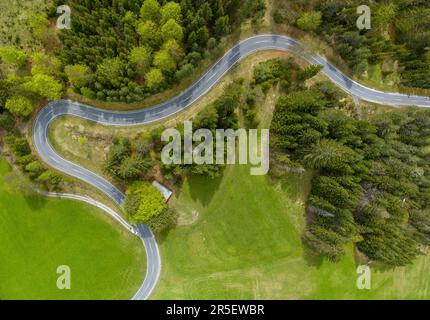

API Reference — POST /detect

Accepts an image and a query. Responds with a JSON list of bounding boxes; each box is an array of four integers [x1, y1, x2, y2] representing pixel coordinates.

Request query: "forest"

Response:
[[3, 0, 430, 115], [275, 0, 430, 90], [266, 61, 430, 266], [0, 0, 266, 120], [54, 0, 264, 103]]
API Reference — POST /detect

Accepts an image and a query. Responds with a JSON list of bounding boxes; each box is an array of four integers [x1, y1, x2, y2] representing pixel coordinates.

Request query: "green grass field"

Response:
[[152, 164, 430, 299], [0, 158, 145, 300]]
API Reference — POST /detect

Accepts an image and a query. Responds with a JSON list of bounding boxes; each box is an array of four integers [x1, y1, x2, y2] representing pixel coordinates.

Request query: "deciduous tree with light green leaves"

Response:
[[160, 1, 182, 24], [0, 46, 27, 68], [65, 64, 92, 88], [145, 68, 165, 89], [124, 181, 167, 224], [154, 50, 176, 73], [162, 40, 184, 63], [96, 58, 125, 81], [297, 11, 322, 32], [137, 20, 162, 47], [28, 14, 50, 43], [129, 46, 152, 77], [36, 170, 62, 190], [5, 96, 33, 117], [31, 52, 62, 76], [161, 19, 184, 42], [140, 0, 161, 21], [24, 74, 63, 100]]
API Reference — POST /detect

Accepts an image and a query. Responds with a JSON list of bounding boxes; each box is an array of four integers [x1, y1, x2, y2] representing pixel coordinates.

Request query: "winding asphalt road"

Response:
[[32, 34, 430, 300]]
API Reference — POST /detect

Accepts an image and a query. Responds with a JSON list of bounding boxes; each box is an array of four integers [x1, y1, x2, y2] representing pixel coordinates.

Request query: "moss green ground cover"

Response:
[[0, 158, 145, 299], [152, 164, 430, 299]]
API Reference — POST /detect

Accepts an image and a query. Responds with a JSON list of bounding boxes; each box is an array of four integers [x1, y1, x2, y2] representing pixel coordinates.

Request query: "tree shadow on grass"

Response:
[[302, 241, 325, 268], [150, 208, 180, 245], [154, 227, 174, 245], [187, 171, 224, 207], [2, 172, 48, 211], [24, 194, 47, 211]]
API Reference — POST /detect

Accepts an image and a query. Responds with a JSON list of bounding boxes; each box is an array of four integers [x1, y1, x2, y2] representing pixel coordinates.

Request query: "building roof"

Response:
[[152, 181, 173, 202]]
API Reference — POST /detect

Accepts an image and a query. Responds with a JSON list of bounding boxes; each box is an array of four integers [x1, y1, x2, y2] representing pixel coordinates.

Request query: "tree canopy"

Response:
[[5, 96, 33, 117], [55, 0, 248, 103], [124, 182, 167, 224]]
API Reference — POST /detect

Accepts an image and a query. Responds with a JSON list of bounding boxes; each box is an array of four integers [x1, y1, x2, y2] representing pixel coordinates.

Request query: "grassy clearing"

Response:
[[0, 158, 146, 300], [152, 164, 430, 300]]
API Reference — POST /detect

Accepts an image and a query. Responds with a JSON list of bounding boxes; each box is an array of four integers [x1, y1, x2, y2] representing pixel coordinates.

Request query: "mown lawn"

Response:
[[152, 164, 430, 299], [0, 159, 146, 300]]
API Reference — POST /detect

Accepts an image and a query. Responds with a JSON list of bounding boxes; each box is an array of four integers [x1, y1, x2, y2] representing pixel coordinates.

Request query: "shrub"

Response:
[[297, 11, 322, 32]]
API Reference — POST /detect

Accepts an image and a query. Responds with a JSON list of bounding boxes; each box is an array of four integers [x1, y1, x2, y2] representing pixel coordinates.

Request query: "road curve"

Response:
[[32, 34, 430, 300]]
